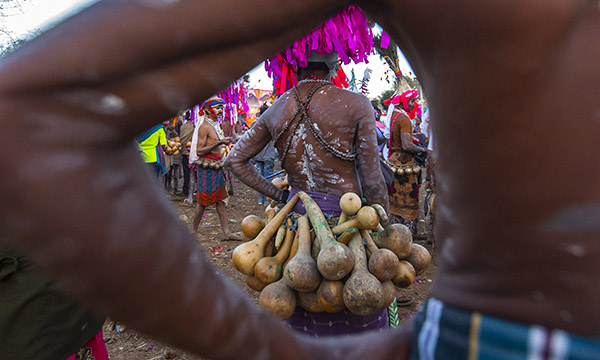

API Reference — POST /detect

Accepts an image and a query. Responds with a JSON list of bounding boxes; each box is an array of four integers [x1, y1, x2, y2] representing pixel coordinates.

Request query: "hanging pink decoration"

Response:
[[218, 79, 250, 127], [380, 31, 391, 49], [265, 5, 374, 95]]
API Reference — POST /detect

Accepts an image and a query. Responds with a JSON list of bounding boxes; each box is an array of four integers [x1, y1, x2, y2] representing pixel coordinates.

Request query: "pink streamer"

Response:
[[266, 5, 374, 95], [381, 31, 390, 49]]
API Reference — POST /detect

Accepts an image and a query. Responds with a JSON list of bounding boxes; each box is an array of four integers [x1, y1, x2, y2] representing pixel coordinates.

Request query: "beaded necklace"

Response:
[[273, 79, 357, 164], [204, 117, 224, 140]]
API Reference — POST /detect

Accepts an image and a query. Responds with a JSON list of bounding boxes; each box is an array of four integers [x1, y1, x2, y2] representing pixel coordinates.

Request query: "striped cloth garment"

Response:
[[411, 298, 600, 360], [196, 154, 228, 206]]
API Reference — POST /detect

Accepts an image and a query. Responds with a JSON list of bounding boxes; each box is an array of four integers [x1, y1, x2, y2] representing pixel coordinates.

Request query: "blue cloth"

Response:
[[255, 160, 274, 203], [411, 298, 600, 360], [137, 124, 164, 143], [203, 98, 224, 108]]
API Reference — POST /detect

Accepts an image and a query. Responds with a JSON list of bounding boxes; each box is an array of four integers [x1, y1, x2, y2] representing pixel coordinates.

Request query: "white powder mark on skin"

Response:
[[59, 91, 128, 116], [556, 271, 588, 289], [531, 290, 545, 302], [95, 159, 139, 192], [143, 74, 190, 112], [20, 152, 88, 181], [27, 112, 120, 143], [157, 87, 189, 112], [328, 137, 343, 148], [287, 124, 304, 156], [438, 202, 460, 226], [44, 152, 88, 173], [540, 203, 600, 233], [441, 237, 458, 265], [189, 252, 200, 264], [559, 311, 573, 323], [82, 68, 101, 81], [301, 152, 316, 189], [102, 94, 127, 112], [337, 126, 354, 135], [324, 172, 345, 185], [563, 243, 588, 257], [106, 191, 151, 255]]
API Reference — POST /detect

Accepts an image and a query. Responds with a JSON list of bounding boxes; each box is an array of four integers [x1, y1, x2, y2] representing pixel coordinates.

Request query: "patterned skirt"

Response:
[[388, 152, 419, 220], [197, 166, 228, 206]]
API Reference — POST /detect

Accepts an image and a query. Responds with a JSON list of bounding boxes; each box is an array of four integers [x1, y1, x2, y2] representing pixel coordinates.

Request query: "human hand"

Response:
[[221, 137, 233, 145]]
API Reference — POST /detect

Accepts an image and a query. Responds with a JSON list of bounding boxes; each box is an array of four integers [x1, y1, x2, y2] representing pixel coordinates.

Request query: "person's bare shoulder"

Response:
[[262, 91, 295, 125], [331, 87, 374, 118]]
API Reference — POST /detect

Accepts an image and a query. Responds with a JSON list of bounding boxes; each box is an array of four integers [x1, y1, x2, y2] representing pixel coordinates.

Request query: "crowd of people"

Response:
[[1, 0, 598, 359], [153, 82, 436, 243]]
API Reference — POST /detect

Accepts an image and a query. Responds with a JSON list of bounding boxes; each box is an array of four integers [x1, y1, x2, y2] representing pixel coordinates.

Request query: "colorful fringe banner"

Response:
[[218, 79, 250, 128], [264, 5, 374, 95], [360, 68, 372, 95]]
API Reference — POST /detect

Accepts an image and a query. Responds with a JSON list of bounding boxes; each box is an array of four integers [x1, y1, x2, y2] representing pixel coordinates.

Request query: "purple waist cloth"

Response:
[[285, 307, 389, 337], [288, 188, 342, 217]]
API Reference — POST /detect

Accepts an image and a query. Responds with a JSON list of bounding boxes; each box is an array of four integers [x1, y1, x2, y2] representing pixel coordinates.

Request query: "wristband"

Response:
[[281, 189, 290, 203], [278, 189, 290, 208]]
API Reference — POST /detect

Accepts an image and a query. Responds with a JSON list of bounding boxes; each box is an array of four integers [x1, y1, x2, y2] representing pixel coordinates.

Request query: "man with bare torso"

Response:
[[226, 53, 388, 212], [226, 52, 390, 336], [0, 0, 598, 359], [191, 98, 242, 241]]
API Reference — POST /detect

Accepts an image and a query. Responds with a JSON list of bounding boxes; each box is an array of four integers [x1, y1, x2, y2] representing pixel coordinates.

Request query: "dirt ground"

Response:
[[102, 173, 437, 360]]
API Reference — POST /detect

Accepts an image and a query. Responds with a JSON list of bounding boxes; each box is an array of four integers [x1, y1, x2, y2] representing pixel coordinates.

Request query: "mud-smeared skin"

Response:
[[226, 80, 389, 210]]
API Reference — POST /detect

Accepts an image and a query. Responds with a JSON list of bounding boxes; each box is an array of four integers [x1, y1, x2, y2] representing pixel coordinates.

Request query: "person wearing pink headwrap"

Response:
[[384, 90, 428, 233]]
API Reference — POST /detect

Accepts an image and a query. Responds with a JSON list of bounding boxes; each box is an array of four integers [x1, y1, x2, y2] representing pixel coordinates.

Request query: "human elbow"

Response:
[[223, 153, 238, 172]]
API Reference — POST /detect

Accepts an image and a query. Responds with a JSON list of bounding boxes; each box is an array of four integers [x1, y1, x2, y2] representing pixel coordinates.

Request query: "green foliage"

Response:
[[378, 89, 396, 108]]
